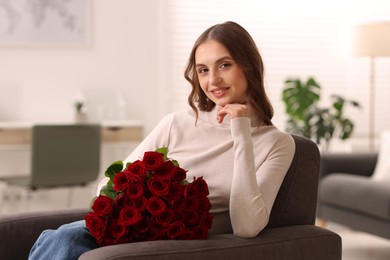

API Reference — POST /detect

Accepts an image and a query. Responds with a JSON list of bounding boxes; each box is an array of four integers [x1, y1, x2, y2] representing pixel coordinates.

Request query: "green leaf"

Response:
[[282, 76, 361, 151], [181, 179, 190, 186], [100, 185, 119, 200], [156, 147, 168, 161], [172, 159, 180, 167], [105, 161, 124, 182], [282, 77, 321, 120]]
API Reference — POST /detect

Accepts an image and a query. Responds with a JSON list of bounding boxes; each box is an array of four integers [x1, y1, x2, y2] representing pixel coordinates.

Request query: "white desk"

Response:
[[0, 121, 144, 177], [0, 120, 143, 145]]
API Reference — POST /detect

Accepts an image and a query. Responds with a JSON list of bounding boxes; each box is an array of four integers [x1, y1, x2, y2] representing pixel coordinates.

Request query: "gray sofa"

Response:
[[0, 135, 341, 260], [317, 152, 390, 240]]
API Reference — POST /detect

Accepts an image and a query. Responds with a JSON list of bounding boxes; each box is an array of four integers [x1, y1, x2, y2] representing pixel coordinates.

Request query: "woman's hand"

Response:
[[217, 103, 250, 124]]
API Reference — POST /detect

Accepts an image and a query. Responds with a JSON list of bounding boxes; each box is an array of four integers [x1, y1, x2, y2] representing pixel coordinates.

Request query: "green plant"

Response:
[[282, 77, 361, 151], [74, 101, 85, 113]]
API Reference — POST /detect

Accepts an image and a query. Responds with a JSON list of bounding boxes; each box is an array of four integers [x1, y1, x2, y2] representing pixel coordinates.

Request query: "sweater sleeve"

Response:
[[229, 118, 295, 238]]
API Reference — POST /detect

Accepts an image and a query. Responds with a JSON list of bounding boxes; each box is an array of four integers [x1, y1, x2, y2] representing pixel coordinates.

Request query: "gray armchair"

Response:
[[0, 135, 341, 260], [318, 152, 390, 240]]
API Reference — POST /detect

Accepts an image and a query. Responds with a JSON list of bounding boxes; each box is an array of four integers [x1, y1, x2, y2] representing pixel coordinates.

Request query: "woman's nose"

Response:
[[209, 70, 222, 85]]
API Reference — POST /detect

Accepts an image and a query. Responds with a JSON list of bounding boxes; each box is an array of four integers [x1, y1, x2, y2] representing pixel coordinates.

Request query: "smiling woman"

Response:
[[28, 21, 296, 259]]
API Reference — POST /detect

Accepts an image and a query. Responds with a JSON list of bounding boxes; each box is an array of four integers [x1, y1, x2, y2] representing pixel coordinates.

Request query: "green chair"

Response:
[[0, 124, 101, 210]]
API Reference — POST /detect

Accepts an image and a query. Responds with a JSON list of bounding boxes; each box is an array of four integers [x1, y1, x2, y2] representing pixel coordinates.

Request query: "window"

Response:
[[164, 0, 390, 151]]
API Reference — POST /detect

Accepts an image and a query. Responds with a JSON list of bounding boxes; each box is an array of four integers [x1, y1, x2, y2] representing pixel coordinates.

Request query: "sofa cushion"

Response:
[[319, 173, 390, 221]]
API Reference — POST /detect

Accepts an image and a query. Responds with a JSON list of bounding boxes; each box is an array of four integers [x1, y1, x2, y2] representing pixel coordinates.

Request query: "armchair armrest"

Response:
[[320, 153, 378, 178], [0, 208, 88, 260], [80, 225, 341, 260], [0, 210, 342, 260]]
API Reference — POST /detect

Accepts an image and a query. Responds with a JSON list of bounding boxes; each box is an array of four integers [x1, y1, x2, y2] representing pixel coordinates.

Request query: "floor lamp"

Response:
[[352, 22, 390, 151]]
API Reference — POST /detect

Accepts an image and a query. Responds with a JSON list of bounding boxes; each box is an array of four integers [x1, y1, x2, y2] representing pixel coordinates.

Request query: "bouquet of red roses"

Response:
[[85, 148, 213, 246]]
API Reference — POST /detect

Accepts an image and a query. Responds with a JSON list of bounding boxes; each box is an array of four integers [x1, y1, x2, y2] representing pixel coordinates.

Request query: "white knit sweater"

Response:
[[100, 107, 295, 238]]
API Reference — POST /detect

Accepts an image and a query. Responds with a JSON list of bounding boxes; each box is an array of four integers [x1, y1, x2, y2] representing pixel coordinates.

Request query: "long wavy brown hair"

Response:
[[184, 21, 273, 126]]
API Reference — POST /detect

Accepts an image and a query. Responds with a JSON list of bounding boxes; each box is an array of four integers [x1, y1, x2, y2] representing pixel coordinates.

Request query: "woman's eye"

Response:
[[220, 63, 231, 69], [198, 68, 208, 74]]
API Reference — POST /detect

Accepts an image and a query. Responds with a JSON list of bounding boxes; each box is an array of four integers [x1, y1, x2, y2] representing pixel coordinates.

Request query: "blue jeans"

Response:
[[29, 220, 98, 260]]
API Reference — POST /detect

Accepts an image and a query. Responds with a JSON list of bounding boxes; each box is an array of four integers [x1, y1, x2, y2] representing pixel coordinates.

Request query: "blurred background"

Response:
[[0, 0, 389, 147]]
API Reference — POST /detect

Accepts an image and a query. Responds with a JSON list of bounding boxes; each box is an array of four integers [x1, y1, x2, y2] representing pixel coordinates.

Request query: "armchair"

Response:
[[0, 135, 341, 260], [317, 152, 390, 240]]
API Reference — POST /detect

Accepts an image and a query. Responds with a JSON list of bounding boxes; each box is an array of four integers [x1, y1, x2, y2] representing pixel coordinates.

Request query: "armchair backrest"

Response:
[[267, 135, 320, 228]]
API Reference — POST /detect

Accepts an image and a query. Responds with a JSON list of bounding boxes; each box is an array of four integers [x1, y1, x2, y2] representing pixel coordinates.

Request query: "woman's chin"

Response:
[[214, 100, 230, 107]]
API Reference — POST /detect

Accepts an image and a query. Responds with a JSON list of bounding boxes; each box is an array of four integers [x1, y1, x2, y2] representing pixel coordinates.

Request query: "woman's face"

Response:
[[195, 40, 248, 107]]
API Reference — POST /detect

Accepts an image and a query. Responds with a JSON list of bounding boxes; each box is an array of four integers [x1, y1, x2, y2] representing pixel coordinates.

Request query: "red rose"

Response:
[[183, 183, 197, 200], [192, 225, 209, 239], [200, 212, 213, 229], [193, 176, 210, 197], [113, 171, 131, 191], [198, 196, 212, 212], [171, 167, 187, 182], [143, 151, 164, 170], [148, 177, 170, 196], [176, 230, 195, 240], [85, 212, 107, 240], [115, 193, 127, 208], [135, 215, 151, 233], [154, 161, 175, 180], [107, 220, 127, 242], [125, 183, 144, 200], [131, 196, 148, 212], [174, 211, 186, 222], [184, 210, 199, 225], [146, 196, 166, 216], [153, 208, 175, 226], [125, 160, 147, 182], [119, 206, 142, 226], [98, 236, 115, 247], [92, 195, 114, 216], [171, 198, 187, 213], [164, 182, 183, 201], [184, 176, 209, 199], [150, 222, 167, 237], [167, 221, 185, 239], [186, 198, 199, 211]]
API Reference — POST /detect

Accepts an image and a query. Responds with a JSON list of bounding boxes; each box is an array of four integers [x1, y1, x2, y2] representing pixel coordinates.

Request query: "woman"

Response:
[[29, 21, 295, 260]]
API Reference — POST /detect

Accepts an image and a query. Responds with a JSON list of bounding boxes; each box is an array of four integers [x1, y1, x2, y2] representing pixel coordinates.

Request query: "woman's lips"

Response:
[[211, 87, 229, 98]]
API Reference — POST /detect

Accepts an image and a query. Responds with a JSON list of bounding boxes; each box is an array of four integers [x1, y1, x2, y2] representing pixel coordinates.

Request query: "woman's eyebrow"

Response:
[[195, 56, 234, 68]]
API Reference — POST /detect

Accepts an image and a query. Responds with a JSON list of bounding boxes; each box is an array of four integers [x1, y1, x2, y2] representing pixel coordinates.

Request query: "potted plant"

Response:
[[282, 77, 361, 151], [73, 101, 87, 123]]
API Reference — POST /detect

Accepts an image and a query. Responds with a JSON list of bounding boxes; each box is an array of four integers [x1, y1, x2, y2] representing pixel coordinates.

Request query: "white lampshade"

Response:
[[353, 21, 390, 57]]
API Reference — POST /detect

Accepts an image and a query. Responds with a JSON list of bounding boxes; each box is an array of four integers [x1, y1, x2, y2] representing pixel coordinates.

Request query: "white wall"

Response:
[[1, 0, 389, 151], [0, 0, 167, 133]]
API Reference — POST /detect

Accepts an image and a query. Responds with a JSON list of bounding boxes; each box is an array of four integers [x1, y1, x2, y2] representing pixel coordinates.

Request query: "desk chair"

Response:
[[0, 124, 101, 211]]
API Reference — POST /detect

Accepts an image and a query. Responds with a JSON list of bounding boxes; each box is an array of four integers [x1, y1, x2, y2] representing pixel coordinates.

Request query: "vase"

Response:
[[74, 112, 87, 123]]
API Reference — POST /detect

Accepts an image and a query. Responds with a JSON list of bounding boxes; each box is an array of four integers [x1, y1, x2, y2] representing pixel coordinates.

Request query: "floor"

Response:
[[1, 184, 390, 259], [324, 222, 390, 260]]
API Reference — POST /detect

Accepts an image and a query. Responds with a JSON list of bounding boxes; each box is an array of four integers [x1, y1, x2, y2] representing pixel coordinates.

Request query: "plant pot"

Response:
[[74, 113, 87, 123]]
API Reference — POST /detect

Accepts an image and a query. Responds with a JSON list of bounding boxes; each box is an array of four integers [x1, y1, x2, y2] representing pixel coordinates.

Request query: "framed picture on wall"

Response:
[[0, 0, 91, 46]]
